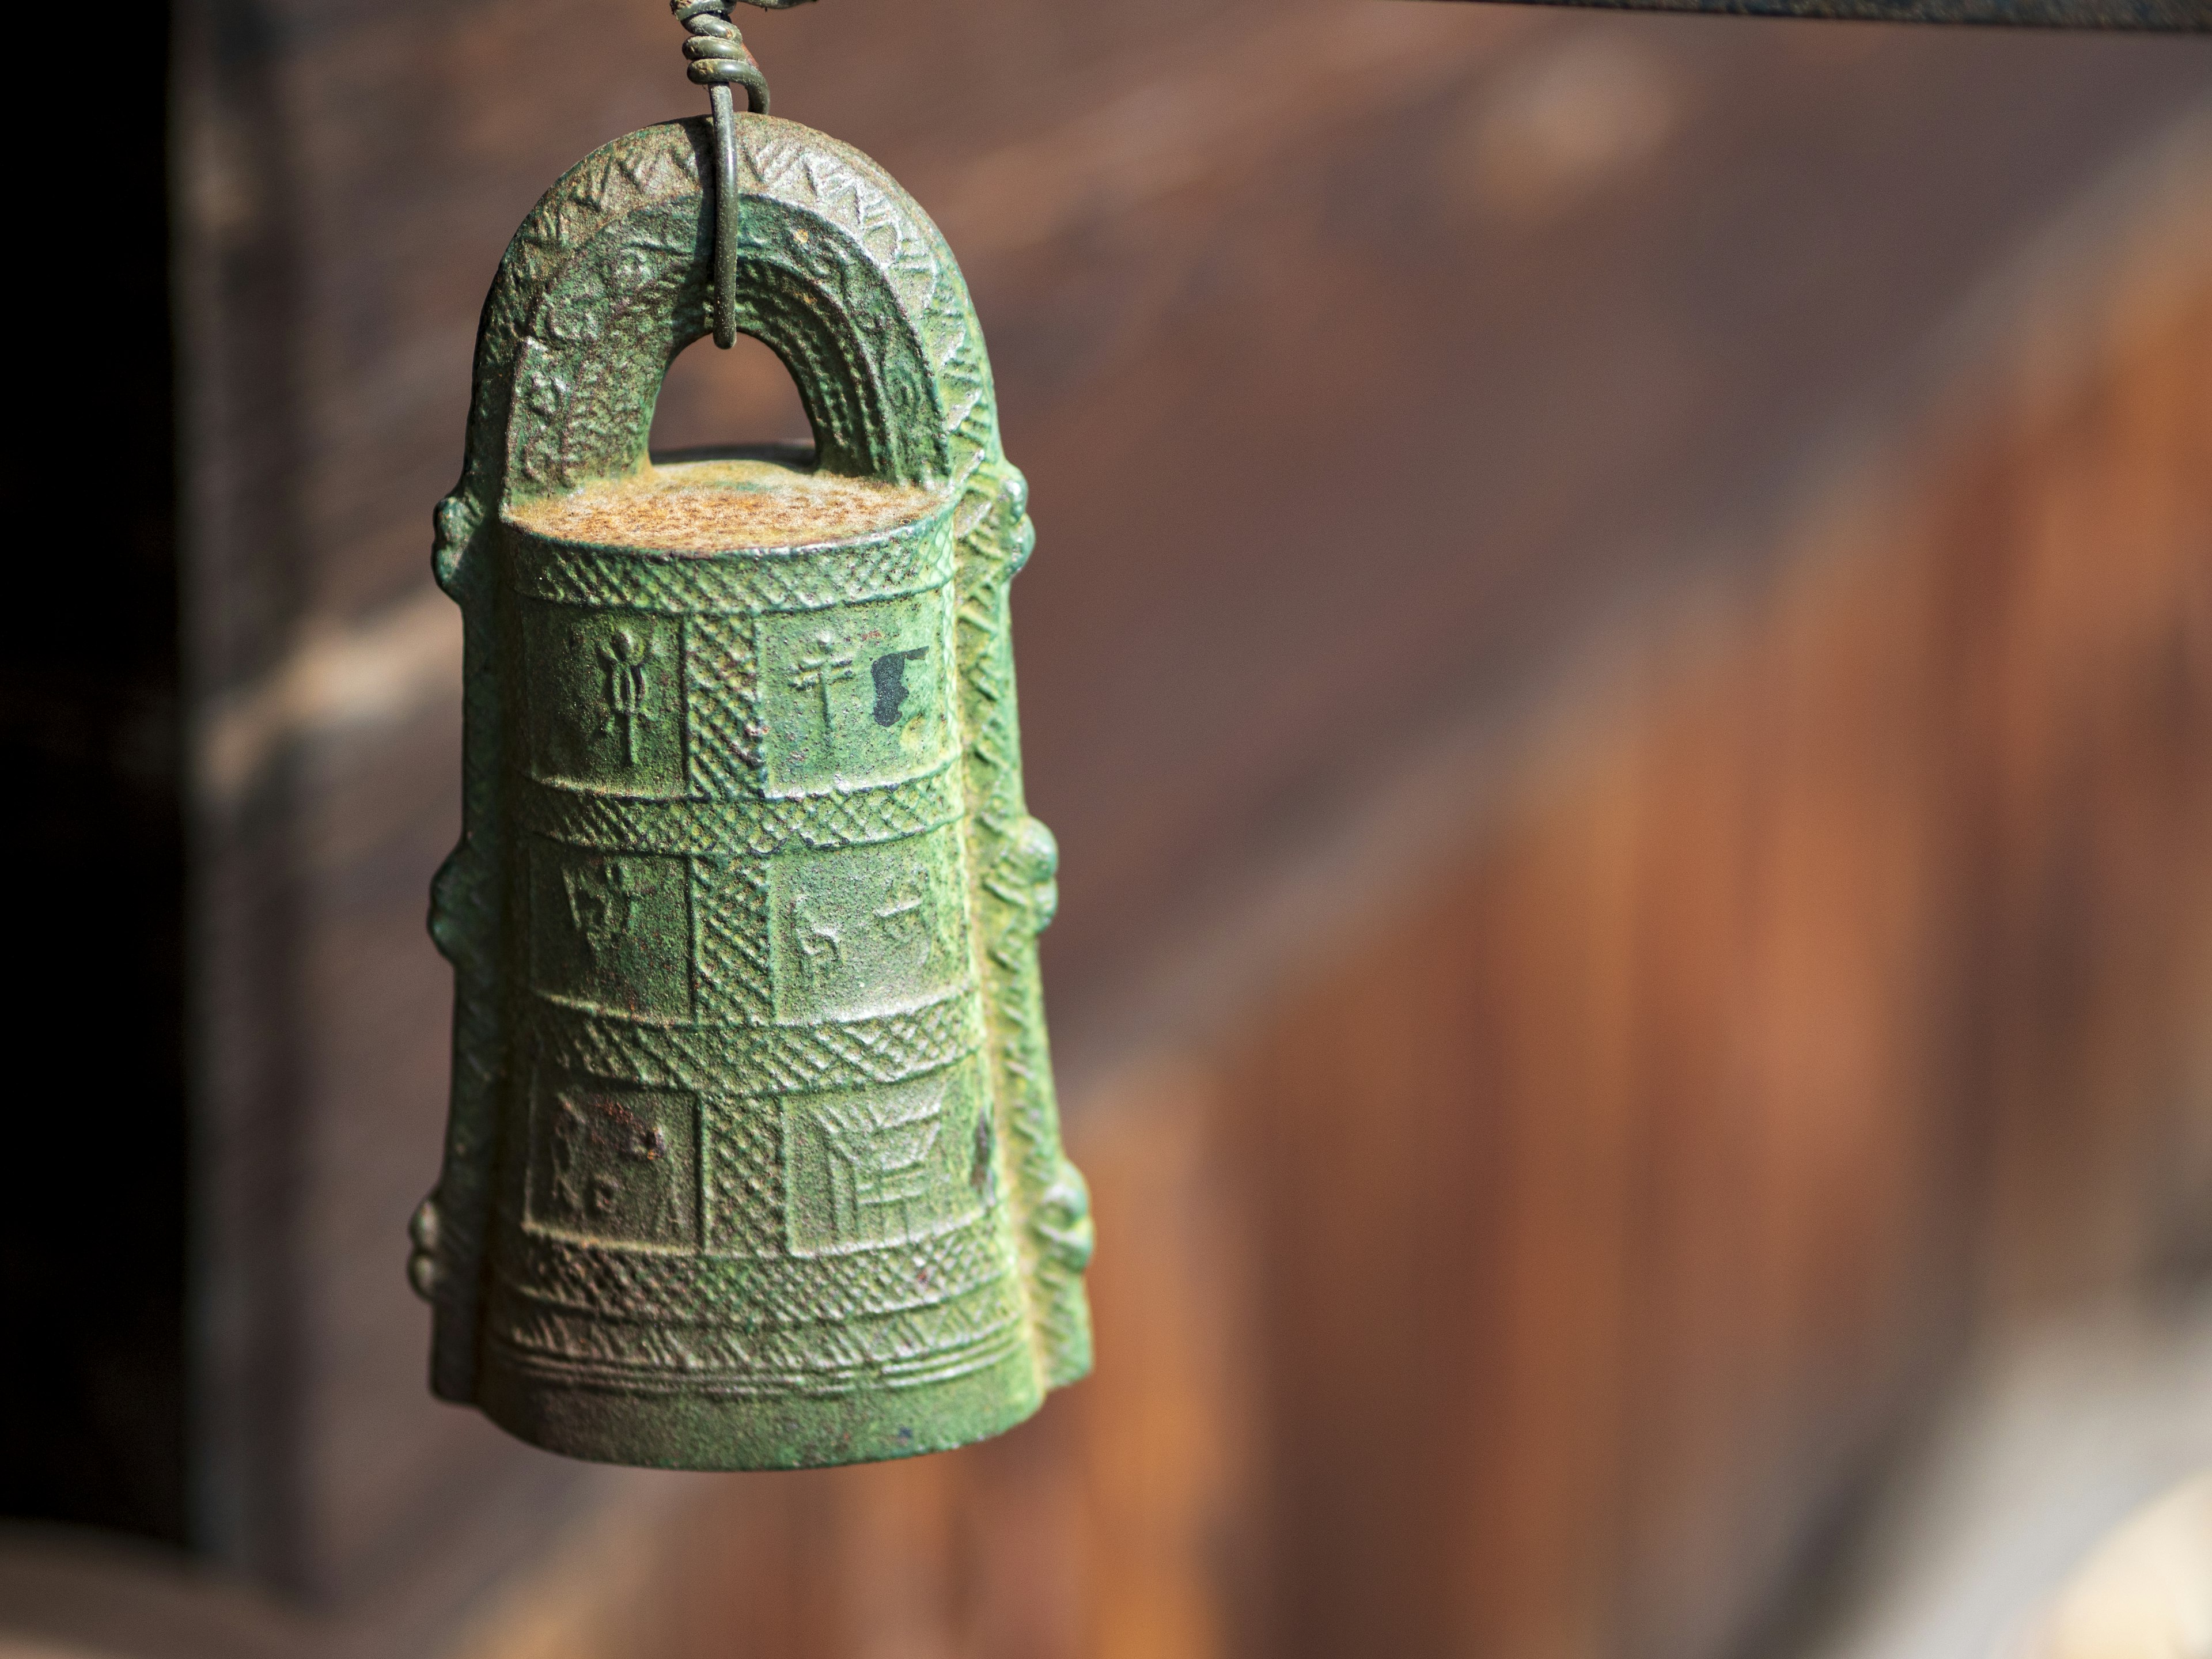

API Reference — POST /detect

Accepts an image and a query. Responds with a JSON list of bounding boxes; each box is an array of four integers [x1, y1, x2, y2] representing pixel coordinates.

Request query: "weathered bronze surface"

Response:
[[1439, 0, 2206, 27], [408, 96, 1094, 1467]]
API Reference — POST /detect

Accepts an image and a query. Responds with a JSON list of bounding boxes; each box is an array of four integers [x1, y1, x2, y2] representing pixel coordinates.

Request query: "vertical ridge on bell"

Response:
[[955, 465, 1094, 1391], [413, 112, 1092, 1469]]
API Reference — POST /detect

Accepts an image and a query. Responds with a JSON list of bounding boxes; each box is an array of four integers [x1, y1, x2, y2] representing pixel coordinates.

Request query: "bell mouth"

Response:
[[505, 452, 948, 555]]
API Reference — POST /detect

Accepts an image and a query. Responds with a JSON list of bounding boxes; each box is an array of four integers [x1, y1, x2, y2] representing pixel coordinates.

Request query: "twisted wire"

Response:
[[672, 0, 770, 112], [672, 0, 768, 348]]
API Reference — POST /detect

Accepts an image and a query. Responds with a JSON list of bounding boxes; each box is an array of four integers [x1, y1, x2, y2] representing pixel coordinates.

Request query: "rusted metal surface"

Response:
[[411, 21, 1092, 1469], [1438, 0, 2207, 28]]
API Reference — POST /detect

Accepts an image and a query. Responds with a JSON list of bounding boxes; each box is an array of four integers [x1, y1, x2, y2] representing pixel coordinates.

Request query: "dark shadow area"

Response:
[[0, 3, 188, 1542]]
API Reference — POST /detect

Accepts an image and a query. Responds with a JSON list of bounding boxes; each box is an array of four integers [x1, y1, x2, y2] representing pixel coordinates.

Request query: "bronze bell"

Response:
[[406, 58, 1093, 1469]]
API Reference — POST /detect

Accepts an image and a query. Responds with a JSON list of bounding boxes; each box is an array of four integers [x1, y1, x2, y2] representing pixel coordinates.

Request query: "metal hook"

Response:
[[671, 1, 770, 349]]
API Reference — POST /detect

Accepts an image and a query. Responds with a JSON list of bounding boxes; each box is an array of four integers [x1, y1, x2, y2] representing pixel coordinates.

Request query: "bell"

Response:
[[1446, 0, 2202, 26], [406, 37, 1093, 1468]]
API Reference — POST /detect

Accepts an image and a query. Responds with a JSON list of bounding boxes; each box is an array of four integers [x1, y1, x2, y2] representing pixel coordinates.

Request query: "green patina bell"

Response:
[[407, 10, 1093, 1469]]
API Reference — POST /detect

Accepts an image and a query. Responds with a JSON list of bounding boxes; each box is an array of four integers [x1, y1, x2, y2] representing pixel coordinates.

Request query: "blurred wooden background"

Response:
[[435, 122, 2212, 1659], [5, 3, 2206, 1657]]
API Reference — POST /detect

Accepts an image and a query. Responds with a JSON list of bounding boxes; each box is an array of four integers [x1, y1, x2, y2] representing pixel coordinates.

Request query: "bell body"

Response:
[[412, 117, 1093, 1469]]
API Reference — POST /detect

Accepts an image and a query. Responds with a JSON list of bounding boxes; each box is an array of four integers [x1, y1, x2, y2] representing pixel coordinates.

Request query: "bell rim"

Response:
[[468, 1339, 1049, 1469]]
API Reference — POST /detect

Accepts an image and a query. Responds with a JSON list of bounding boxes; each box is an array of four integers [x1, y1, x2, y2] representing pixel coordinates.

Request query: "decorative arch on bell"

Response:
[[437, 113, 1007, 579]]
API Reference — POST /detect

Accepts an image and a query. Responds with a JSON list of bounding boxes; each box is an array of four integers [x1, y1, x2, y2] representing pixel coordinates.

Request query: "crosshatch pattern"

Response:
[[495, 499, 1005, 1382]]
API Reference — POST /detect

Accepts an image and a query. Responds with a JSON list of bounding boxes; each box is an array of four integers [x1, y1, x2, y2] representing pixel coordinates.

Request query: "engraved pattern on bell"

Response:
[[414, 113, 1093, 1471]]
